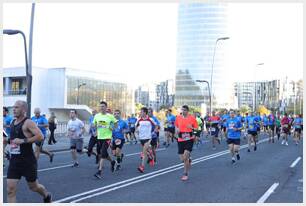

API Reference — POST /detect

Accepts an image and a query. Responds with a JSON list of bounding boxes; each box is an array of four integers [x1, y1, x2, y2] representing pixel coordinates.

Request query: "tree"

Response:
[[239, 105, 251, 115]]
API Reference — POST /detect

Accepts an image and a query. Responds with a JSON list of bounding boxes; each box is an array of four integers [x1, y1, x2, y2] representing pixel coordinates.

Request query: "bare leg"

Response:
[[7, 179, 19, 203]]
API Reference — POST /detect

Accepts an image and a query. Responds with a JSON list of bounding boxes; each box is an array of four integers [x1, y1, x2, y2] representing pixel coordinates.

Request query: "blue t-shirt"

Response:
[[222, 114, 230, 126], [247, 116, 259, 132], [236, 115, 244, 123], [294, 117, 303, 128], [112, 119, 128, 140], [263, 116, 269, 126], [31, 115, 48, 137], [89, 115, 97, 135], [150, 115, 160, 139], [3, 115, 13, 137], [226, 117, 242, 139], [128, 117, 137, 128], [166, 114, 176, 128], [268, 114, 275, 126]]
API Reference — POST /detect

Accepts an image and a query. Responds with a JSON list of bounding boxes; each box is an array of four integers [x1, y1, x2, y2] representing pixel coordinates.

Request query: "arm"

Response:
[[12, 120, 43, 145]]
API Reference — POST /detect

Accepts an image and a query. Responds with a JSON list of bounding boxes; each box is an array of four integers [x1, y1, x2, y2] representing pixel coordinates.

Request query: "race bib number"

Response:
[[249, 125, 254, 129], [115, 139, 122, 146], [284, 124, 288, 128], [130, 123, 135, 128], [229, 123, 235, 130], [10, 143, 21, 155], [181, 133, 191, 141], [210, 127, 216, 132]]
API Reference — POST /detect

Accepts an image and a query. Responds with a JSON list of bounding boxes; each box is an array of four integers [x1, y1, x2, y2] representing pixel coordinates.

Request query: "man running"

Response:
[[94, 101, 118, 179], [203, 111, 210, 138], [208, 111, 221, 150], [275, 113, 281, 140], [164, 109, 176, 147], [87, 109, 100, 164], [267, 112, 276, 143], [111, 109, 128, 170], [221, 110, 229, 140], [175, 105, 198, 181], [193, 112, 203, 148], [3, 107, 13, 165], [135, 107, 157, 173], [262, 114, 269, 134], [225, 110, 243, 164], [281, 113, 290, 146], [292, 114, 303, 145], [6, 100, 52, 203], [246, 112, 259, 152], [127, 114, 137, 144], [148, 108, 160, 164], [67, 110, 85, 167], [31, 108, 54, 163]]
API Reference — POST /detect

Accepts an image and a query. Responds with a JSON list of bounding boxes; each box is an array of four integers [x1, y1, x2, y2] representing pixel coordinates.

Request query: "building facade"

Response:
[[3, 67, 133, 121], [175, 3, 229, 108]]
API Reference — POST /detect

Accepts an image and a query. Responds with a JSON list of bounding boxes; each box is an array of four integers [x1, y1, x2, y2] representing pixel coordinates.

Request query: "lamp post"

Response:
[[210, 36, 230, 113], [254, 63, 264, 112], [3, 29, 31, 117], [76, 81, 86, 105], [196, 80, 211, 115]]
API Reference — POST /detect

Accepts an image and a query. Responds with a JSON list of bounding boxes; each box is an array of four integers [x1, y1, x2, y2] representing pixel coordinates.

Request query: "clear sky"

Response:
[[2, 3, 303, 88]]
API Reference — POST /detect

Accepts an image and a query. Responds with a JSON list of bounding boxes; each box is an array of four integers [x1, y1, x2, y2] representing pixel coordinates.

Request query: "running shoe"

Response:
[[181, 175, 188, 181], [72, 162, 79, 167], [94, 171, 102, 179], [50, 154, 54, 163], [236, 153, 240, 160], [138, 165, 144, 173], [43, 193, 52, 203]]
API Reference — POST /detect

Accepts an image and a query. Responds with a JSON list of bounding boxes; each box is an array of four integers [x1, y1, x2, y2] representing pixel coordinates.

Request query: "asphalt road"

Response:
[[2, 133, 303, 203]]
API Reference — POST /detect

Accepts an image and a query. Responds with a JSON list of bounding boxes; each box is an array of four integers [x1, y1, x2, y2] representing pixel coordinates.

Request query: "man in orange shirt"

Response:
[[175, 105, 198, 181]]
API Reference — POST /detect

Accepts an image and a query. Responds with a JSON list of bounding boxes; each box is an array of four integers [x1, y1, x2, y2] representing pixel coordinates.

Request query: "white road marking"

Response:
[[55, 138, 269, 203], [290, 156, 302, 168], [257, 183, 279, 203]]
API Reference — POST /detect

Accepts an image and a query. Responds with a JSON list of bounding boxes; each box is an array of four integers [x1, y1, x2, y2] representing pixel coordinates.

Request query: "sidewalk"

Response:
[[43, 135, 91, 153]]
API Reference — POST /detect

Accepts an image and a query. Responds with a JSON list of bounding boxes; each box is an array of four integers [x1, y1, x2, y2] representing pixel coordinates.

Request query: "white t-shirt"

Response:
[[136, 117, 156, 140], [67, 118, 84, 139]]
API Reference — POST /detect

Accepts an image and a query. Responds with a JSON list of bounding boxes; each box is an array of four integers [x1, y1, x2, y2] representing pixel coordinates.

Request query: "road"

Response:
[[2, 133, 303, 203]]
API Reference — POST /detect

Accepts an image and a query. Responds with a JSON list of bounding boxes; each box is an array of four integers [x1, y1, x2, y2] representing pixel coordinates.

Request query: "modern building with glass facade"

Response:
[[3, 67, 133, 121], [175, 3, 229, 108]]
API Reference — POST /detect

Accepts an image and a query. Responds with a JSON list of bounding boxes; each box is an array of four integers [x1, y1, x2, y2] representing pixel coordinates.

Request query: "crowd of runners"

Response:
[[3, 100, 303, 202]]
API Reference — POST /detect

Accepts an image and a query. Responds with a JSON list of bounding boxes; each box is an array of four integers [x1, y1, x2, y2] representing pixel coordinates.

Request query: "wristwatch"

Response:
[[23, 138, 28, 144]]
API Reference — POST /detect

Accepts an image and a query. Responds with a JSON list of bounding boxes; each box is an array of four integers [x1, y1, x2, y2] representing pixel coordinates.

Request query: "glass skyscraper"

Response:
[[175, 3, 229, 108]]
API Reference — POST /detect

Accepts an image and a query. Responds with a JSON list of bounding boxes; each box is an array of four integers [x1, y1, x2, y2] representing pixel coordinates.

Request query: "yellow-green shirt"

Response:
[[93, 113, 118, 140]]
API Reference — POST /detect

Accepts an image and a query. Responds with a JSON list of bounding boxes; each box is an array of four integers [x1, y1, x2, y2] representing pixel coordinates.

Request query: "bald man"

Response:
[[6, 100, 52, 202], [31, 108, 54, 162]]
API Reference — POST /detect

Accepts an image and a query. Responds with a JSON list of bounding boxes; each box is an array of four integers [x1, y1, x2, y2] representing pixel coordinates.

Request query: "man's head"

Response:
[[13, 100, 27, 118], [229, 110, 235, 118], [100, 101, 107, 113], [148, 108, 154, 117], [92, 109, 97, 116], [212, 110, 216, 116], [140, 107, 148, 118], [237, 111, 241, 116], [114, 109, 121, 119], [181, 105, 189, 116], [70, 109, 77, 119], [34, 107, 41, 117], [166, 109, 172, 115], [3, 107, 9, 116]]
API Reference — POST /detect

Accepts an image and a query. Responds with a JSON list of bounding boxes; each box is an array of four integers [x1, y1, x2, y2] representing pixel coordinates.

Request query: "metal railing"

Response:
[[4, 89, 27, 96]]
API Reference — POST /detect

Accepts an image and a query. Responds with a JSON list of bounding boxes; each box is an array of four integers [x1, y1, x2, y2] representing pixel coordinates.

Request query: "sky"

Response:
[[2, 3, 303, 88]]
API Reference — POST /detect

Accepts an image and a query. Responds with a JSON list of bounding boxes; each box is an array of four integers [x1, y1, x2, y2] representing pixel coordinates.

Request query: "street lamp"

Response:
[[210, 36, 230, 113], [3, 29, 32, 118], [76, 82, 86, 105], [196, 80, 211, 115], [254, 63, 264, 112]]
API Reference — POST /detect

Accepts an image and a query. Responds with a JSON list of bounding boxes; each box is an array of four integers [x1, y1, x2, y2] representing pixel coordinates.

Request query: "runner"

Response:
[[127, 114, 137, 144], [148, 108, 160, 164], [281, 113, 290, 146], [203, 111, 210, 138], [6, 100, 52, 203], [220, 110, 229, 140], [255, 112, 262, 138], [111, 109, 128, 170], [246, 112, 259, 152], [275, 113, 281, 140], [292, 114, 303, 145], [87, 109, 100, 164], [175, 105, 198, 181], [208, 111, 221, 150], [225, 110, 243, 164], [164, 109, 176, 147], [67, 110, 85, 167], [267, 112, 276, 143], [136, 107, 157, 173], [262, 114, 269, 134], [3, 107, 13, 166], [193, 112, 203, 148], [31, 108, 54, 163], [94, 101, 118, 179]]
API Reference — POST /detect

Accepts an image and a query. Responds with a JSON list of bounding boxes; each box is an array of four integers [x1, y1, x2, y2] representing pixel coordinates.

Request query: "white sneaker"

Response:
[[285, 142, 288, 146], [281, 140, 285, 145]]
